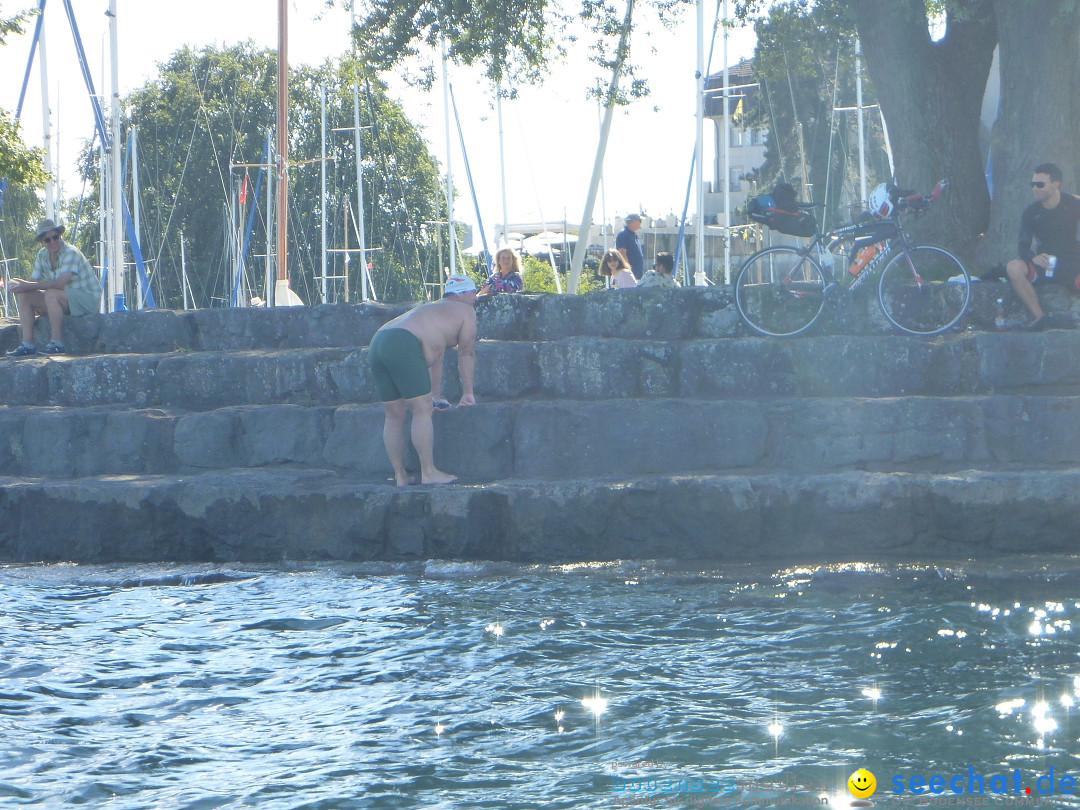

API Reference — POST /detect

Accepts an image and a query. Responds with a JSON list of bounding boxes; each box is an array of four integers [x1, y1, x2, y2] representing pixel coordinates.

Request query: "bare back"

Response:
[[380, 298, 477, 366]]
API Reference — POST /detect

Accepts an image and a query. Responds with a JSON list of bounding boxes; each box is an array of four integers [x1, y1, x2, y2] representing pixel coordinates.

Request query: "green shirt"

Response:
[[32, 241, 102, 300]]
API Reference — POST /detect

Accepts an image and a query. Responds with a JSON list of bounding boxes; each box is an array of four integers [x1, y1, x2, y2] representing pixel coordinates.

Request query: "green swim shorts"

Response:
[[368, 328, 432, 402]]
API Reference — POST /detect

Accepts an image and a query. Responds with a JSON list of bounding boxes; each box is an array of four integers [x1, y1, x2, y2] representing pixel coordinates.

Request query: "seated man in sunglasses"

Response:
[[7, 219, 102, 357], [1006, 163, 1080, 331]]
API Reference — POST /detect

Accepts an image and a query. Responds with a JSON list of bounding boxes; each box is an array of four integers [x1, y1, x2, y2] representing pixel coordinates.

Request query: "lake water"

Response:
[[3, 556, 1080, 809]]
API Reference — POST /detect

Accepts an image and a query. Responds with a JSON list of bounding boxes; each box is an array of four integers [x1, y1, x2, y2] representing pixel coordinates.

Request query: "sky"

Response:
[[0, 0, 757, 248]]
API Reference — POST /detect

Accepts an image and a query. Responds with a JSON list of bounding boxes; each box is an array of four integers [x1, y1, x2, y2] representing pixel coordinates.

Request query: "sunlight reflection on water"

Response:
[[2, 556, 1080, 808]]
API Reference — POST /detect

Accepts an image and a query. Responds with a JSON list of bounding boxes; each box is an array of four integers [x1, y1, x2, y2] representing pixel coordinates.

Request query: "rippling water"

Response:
[[3, 556, 1080, 809]]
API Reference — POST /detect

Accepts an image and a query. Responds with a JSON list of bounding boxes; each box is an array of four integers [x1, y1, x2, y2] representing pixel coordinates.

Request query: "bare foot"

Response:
[[421, 469, 458, 485], [394, 473, 418, 487]]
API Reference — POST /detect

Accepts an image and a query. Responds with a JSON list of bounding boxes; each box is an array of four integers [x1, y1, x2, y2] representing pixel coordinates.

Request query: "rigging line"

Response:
[[761, 78, 787, 184], [673, 0, 727, 279], [150, 104, 204, 273], [140, 61, 227, 295], [198, 104, 235, 228], [366, 91, 427, 284], [781, 47, 810, 199], [822, 47, 841, 220], [363, 77, 426, 291], [509, 99, 562, 284], [448, 82, 491, 268], [285, 195, 316, 304]]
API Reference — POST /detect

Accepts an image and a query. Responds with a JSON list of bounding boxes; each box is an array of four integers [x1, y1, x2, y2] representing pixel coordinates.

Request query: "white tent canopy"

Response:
[[521, 231, 577, 254]]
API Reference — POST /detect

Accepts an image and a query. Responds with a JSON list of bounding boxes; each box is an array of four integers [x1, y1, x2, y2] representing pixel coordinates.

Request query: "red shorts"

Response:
[[1025, 260, 1080, 291]]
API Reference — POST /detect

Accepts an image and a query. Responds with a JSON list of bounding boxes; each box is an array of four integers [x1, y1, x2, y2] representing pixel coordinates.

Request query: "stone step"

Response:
[[2, 395, 1077, 480], [1, 467, 1076, 564], [2, 330, 1080, 408], [2, 283, 1072, 355]]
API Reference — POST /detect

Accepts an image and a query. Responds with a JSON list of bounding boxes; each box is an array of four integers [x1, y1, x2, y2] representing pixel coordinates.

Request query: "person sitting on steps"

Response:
[[1005, 162, 1080, 331], [636, 251, 679, 288], [7, 219, 102, 358]]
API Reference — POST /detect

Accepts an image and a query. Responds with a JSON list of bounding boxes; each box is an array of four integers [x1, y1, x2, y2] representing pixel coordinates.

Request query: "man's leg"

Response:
[[381, 398, 411, 487], [42, 289, 69, 343], [405, 393, 456, 484], [1006, 259, 1043, 322], [15, 290, 45, 344]]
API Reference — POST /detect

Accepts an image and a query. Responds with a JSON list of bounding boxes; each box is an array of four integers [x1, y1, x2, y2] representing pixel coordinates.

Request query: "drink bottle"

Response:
[[1046, 255, 1057, 279], [994, 298, 1006, 331], [848, 243, 880, 275]]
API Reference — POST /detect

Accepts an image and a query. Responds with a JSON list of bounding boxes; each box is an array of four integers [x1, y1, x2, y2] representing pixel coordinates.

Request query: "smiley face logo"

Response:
[[848, 768, 877, 798]]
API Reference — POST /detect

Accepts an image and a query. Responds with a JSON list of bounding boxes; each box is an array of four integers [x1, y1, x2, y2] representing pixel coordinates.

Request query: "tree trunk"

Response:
[[979, 0, 1080, 268], [848, 0, 996, 258]]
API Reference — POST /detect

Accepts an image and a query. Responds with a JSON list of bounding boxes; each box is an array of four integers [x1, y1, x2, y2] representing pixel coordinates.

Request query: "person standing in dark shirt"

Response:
[[1006, 162, 1080, 330], [616, 213, 645, 280]]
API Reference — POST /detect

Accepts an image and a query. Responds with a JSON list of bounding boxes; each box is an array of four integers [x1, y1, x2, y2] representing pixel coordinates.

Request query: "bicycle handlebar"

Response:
[[894, 180, 948, 213]]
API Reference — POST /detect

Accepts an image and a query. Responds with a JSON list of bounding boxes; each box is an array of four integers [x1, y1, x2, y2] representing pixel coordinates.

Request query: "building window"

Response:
[[729, 167, 743, 192], [752, 129, 763, 145]]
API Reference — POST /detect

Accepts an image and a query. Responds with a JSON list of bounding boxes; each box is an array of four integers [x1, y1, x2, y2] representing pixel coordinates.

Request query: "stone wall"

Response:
[[0, 282, 1077, 565]]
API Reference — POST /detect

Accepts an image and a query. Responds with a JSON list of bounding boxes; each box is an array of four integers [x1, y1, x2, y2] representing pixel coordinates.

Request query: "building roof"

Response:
[[704, 58, 760, 120]]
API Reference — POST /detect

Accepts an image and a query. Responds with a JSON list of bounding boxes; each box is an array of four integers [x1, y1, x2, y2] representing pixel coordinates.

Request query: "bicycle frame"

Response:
[[736, 183, 970, 337], [817, 218, 914, 292]]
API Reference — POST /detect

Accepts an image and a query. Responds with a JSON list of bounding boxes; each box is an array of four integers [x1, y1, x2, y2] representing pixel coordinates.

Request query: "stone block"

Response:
[[322, 404, 390, 475], [0, 358, 51, 405], [236, 405, 334, 466], [84, 408, 177, 475], [174, 410, 241, 469]]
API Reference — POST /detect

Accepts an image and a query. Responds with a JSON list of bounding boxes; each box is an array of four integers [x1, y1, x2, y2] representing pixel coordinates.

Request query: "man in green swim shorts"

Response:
[[368, 274, 478, 485]]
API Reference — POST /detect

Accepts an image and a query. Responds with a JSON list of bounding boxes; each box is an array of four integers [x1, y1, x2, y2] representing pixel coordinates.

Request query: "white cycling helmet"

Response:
[[869, 183, 894, 219]]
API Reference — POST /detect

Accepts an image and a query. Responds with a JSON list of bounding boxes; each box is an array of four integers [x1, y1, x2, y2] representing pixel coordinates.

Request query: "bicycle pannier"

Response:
[[747, 184, 817, 238]]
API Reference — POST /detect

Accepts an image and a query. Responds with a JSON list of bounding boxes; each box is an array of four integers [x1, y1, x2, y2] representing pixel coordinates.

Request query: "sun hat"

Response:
[[444, 274, 477, 295], [35, 218, 65, 240]]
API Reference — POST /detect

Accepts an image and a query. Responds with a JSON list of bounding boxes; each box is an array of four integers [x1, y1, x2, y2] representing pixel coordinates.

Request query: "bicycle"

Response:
[[734, 181, 971, 337]]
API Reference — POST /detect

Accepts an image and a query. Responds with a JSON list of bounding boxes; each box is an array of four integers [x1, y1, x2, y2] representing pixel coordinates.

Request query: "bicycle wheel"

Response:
[[734, 247, 827, 337], [878, 245, 971, 336]]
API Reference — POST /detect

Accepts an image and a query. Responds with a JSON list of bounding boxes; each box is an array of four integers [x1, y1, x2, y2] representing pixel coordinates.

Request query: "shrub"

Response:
[[521, 254, 602, 293]]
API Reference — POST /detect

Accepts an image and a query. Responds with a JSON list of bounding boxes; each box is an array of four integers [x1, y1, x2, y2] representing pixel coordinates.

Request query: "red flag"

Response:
[[239, 174, 249, 205]]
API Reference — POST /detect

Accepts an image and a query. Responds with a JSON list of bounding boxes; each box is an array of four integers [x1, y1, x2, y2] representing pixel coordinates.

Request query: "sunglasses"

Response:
[[42, 234, 61, 243], [1031, 181, 1047, 189]]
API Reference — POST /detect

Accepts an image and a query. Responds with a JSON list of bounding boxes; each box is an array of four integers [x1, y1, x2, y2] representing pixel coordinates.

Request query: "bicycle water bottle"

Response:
[[848, 243, 880, 275], [1046, 255, 1057, 279], [819, 250, 835, 276], [995, 298, 1006, 331]]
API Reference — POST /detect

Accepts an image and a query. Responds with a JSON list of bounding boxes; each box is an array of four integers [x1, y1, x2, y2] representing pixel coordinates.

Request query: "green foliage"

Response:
[[339, 0, 690, 104], [0, 3, 49, 189], [0, 111, 47, 188], [521, 253, 602, 293], [0, 181, 43, 276], [742, 0, 890, 226], [96, 44, 444, 308], [0, 4, 36, 46]]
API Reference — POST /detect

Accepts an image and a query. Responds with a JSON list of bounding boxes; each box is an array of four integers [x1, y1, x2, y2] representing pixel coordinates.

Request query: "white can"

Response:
[[1046, 255, 1057, 278]]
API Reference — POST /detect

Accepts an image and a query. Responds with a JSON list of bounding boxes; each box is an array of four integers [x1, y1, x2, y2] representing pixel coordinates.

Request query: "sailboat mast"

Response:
[[276, 0, 289, 294], [694, 0, 705, 286], [855, 37, 867, 206], [37, 18, 56, 220], [108, 0, 124, 310], [353, 84, 369, 302], [441, 36, 456, 279], [497, 83, 508, 249]]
